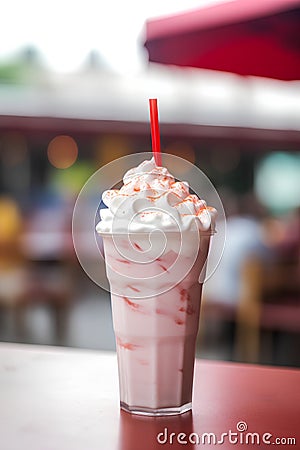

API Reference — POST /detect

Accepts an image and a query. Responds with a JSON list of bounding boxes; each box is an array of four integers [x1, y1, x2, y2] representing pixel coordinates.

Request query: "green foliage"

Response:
[[0, 62, 24, 83]]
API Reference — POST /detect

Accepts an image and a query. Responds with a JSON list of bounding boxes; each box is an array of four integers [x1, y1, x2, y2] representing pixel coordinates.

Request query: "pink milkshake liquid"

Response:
[[100, 229, 212, 416]]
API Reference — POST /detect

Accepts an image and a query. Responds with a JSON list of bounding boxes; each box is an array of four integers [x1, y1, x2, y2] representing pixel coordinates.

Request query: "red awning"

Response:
[[144, 0, 300, 80]]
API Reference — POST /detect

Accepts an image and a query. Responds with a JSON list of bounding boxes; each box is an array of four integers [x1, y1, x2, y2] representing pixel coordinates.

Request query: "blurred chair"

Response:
[[21, 203, 74, 344], [0, 196, 73, 344], [201, 213, 268, 361], [235, 212, 300, 363]]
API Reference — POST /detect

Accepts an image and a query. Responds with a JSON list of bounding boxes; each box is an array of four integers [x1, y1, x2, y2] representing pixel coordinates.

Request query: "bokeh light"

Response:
[[255, 152, 300, 214], [47, 135, 78, 169], [50, 162, 95, 197]]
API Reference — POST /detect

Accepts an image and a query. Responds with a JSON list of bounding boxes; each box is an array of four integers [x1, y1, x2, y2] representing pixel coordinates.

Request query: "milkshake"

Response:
[[96, 157, 216, 416]]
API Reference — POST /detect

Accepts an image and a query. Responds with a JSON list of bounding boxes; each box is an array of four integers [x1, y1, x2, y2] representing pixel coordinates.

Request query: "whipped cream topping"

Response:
[[96, 158, 216, 234]]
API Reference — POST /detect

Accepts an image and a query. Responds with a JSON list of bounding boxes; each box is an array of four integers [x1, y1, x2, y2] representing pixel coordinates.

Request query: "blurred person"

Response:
[[261, 206, 300, 300], [249, 206, 300, 367], [201, 190, 270, 362], [204, 190, 268, 307]]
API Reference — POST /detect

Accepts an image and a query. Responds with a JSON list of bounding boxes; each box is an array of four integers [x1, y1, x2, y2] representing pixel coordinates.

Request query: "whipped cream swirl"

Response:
[[96, 158, 216, 234]]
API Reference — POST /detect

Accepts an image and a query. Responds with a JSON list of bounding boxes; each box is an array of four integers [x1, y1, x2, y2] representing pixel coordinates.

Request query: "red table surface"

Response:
[[0, 343, 299, 450]]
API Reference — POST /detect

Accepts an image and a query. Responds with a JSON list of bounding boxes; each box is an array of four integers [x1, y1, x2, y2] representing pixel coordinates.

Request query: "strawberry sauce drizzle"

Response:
[[127, 285, 141, 292], [133, 242, 143, 251], [123, 296, 140, 310], [179, 304, 195, 315], [116, 337, 139, 350], [174, 318, 185, 325], [180, 289, 190, 303], [156, 308, 169, 316]]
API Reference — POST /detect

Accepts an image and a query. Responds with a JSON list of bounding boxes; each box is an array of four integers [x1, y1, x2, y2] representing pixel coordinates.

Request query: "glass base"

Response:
[[120, 401, 192, 417]]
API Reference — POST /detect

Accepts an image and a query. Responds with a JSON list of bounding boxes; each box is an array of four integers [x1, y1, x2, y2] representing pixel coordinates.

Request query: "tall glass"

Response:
[[100, 229, 212, 416]]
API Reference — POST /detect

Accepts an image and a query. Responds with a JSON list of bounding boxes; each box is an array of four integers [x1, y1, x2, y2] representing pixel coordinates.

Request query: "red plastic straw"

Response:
[[149, 99, 162, 166]]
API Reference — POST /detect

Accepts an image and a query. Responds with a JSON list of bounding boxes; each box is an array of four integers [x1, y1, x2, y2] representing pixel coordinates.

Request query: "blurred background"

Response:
[[0, 0, 299, 367]]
